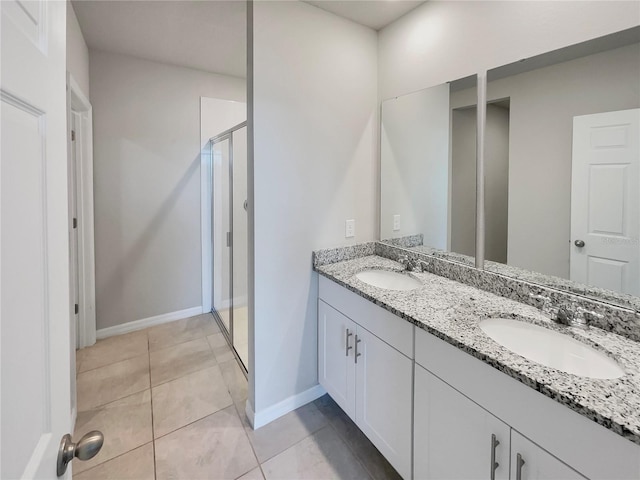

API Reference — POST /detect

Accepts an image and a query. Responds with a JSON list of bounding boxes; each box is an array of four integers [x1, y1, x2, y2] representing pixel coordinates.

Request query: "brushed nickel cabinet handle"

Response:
[[490, 434, 500, 480], [345, 328, 353, 356], [354, 335, 362, 364], [516, 453, 525, 480]]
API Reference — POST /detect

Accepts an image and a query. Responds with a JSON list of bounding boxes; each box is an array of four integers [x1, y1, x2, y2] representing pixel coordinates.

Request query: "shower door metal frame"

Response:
[[209, 121, 248, 375]]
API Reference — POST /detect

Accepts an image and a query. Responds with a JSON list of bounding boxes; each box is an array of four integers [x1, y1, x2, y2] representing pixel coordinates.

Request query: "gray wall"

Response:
[[484, 104, 510, 264], [67, 2, 89, 98], [380, 84, 450, 245], [252, 1, 377, 416], [488, 43, 640, 278], [378, 1, 639, 101], [450, 107, 476, 257], [90, 50, 245, 330]]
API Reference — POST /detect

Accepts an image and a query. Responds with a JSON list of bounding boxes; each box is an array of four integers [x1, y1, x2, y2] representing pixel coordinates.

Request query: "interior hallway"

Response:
[[73, 313, 401, 479]]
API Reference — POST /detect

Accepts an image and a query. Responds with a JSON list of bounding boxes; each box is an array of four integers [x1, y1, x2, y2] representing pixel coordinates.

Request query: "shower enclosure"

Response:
[[210, 122, 248, 371]]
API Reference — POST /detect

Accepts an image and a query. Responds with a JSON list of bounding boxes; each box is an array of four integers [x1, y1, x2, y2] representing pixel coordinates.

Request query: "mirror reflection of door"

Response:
[[570, 109, 640, 296], [483, 29, 640, 302]]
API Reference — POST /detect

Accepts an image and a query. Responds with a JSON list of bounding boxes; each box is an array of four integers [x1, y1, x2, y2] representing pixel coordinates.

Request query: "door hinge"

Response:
[[73, 218, 77, 229], [71, 130, 76, 141], [74, 304, 79, 315], [226, 231, 232, 247]]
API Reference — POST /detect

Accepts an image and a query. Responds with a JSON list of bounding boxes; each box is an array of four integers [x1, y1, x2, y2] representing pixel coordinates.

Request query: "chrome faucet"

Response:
[[529, 293, 603, 328], [397, 255, 429, 272], [569, 305, 604, 328], [398, 255, 411, 269]]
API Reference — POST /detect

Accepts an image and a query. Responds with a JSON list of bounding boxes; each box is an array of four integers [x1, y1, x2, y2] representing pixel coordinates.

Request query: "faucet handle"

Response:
[[574, 306, 604, 327], [529, 293, 550, 303], [528, 294, 558, 318]]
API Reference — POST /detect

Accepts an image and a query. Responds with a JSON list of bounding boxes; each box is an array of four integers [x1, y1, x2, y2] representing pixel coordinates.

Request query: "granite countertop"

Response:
[[316, 255, 640, 445]]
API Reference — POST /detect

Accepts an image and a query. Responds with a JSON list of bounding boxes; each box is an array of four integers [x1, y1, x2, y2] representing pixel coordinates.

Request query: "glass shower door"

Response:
[[232, 126, 248, 368], [212, 135, 232, 333]]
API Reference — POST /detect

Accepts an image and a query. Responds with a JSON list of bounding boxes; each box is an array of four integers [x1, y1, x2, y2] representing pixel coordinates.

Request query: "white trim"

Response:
[[71, 406, 77, 433], [201, 100, 213, 313], [68, 73, 96, 349], [246, 384, 326, 430], [96, 306, 204, 339]]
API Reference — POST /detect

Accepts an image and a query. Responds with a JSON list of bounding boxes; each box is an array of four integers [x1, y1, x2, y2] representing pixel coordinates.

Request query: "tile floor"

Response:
[[74, 313, 401, 480]]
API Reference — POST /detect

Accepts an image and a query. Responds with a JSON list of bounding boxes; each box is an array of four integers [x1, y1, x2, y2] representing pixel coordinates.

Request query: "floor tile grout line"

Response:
[[149, 356, 220, 389], [230, 399, 266, 479], [72, 441, 155, 477], [76, 350, 149, 377], [77, 383, 150, 414], [152, 400, 235, 441], [147, 334, 158, 480], [325, 418, 377, 480], [148, 327, 213, 354]]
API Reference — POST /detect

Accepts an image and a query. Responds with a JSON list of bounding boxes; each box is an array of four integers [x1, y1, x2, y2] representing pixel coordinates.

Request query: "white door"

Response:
[[511, 431, 587, 480], [1, 1, 72, 478], [570, 109, 640, 296], [414, 365, 510, 480], [318, 300, 356, 419], [355, 326, 412, 480]]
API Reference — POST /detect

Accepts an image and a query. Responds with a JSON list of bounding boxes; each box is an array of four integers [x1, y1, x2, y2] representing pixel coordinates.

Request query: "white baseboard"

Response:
[[246, 384, 326, 430], [96, 306, 204, 339]]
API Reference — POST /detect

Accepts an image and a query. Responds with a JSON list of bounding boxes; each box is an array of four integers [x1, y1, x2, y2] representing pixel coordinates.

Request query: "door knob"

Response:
[[574, 239, 585, 248], [57, 430, 104, 476]]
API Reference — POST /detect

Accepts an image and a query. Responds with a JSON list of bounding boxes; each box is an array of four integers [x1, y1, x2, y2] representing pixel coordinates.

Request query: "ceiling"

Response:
[[72, 0, 426, 79], [72, 0, 247, 78], [304, 1, 425, 30]]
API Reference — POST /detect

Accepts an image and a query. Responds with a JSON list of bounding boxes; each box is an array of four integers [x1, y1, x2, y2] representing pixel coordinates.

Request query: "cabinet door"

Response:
[[511, 431, 587, 480], [414, 365, 510, 480], [355, 326, 412, 480], [318, 300, 356, 418]]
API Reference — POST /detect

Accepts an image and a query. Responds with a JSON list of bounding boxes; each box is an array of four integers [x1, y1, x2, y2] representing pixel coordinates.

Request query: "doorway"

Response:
[[211, 122, 249, 371]]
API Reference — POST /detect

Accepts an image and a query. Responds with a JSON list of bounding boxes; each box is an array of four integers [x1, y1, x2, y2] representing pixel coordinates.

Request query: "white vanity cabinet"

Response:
[[510, 431, 586, 480], [318, 277, 413, 480], [414, 364, 510, 480], [415, 327, 640, 480], [414, 364, 586, 480], [318, 300, 357, 418]]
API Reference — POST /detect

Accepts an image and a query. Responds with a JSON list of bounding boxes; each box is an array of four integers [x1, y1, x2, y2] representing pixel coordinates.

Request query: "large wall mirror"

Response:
[[483, 26, 640, 309], [380, 75, 478, 265]]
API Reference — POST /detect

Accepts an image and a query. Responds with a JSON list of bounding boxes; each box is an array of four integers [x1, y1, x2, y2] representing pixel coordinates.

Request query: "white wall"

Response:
[[90, 50, 245, 330], [378, 1, 640, 100], [380, 84, 450, 245], [66, 2, 89, 97], [251, 1, 377, 418]]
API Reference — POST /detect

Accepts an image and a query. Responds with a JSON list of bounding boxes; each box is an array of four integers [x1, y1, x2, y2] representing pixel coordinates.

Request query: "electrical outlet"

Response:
[[345, 219, 355, 238], [393, 214, 401, 232]]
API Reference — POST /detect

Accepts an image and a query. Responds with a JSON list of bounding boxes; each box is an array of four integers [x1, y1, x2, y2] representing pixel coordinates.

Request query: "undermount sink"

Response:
[[479, 318, 624, 379], [355, 269, 421, 291]]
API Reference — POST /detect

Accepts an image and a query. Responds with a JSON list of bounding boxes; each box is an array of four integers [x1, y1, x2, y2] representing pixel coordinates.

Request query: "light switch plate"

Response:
[[345, 219, 355, 238], [393, 214, 401, 231]]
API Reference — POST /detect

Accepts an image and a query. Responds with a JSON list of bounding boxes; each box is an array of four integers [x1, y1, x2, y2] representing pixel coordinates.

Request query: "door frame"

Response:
[[67, 73, 96, 349]]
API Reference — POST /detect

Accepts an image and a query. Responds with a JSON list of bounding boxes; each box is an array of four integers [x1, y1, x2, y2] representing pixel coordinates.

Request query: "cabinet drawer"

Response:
[[319, 275, 413, 358]]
